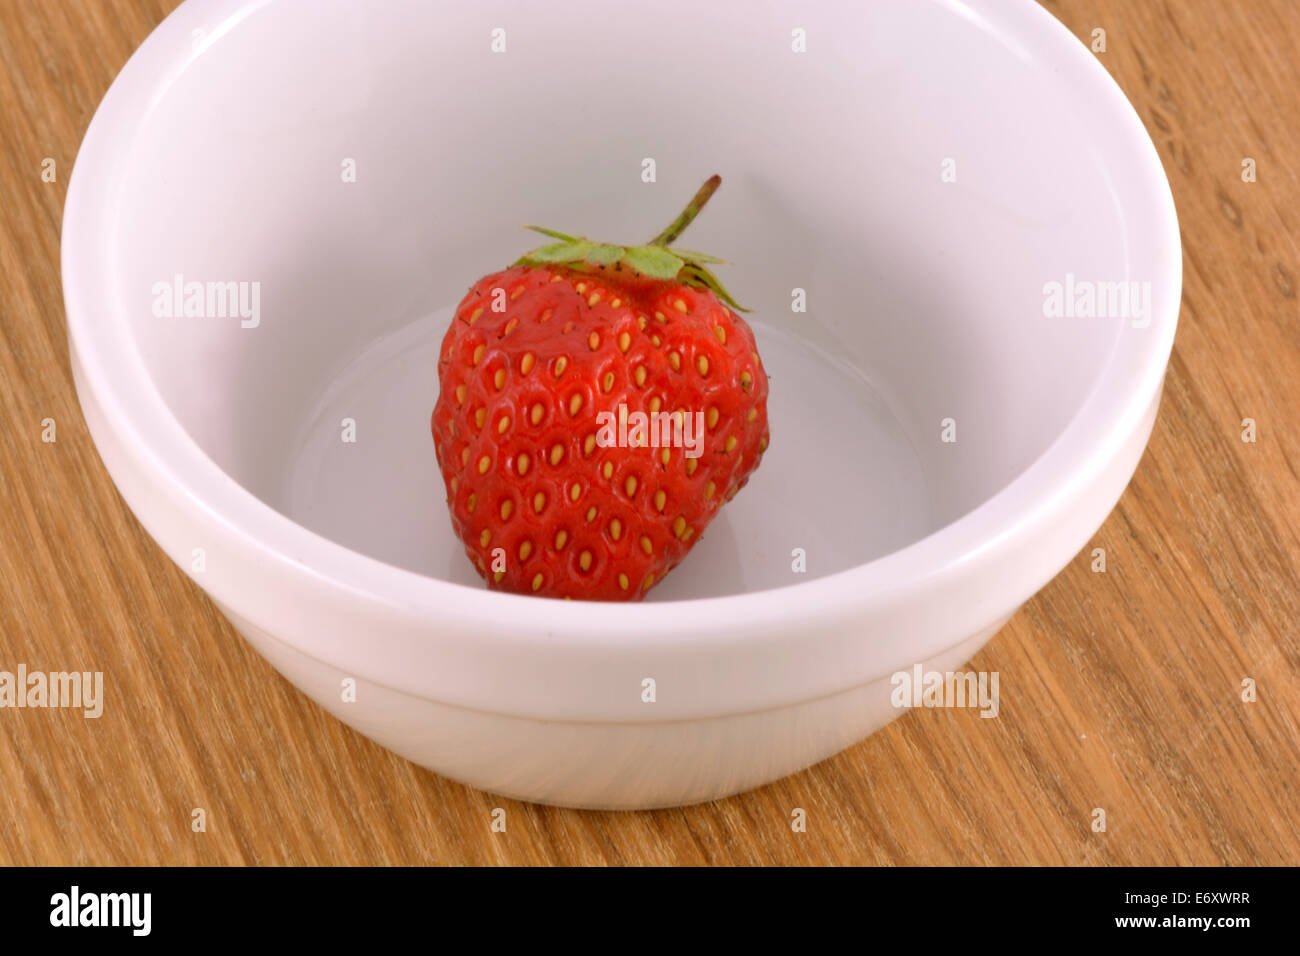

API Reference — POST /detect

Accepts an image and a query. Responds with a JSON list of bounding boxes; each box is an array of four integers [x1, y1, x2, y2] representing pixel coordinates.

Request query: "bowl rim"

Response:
[[62, 0, 1181, 668]]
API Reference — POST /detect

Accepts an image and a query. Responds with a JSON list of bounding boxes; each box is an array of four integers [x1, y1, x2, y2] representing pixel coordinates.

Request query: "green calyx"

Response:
[[515, 174, 749, 312]]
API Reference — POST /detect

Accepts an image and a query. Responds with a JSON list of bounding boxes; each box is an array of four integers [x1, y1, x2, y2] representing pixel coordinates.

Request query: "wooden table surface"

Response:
[[1, 0, 1297, 866]]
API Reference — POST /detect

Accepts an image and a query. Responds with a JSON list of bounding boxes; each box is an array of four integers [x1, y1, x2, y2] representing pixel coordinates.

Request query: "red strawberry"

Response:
[[431, 175, 770, 600]]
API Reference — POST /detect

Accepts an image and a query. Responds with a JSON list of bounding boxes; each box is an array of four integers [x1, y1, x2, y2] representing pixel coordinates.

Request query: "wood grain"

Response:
[[0, 0, 1297, 866]]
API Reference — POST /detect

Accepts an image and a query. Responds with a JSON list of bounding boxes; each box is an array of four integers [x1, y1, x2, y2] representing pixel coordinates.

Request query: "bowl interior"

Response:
[[106, 0, 1152, 599]]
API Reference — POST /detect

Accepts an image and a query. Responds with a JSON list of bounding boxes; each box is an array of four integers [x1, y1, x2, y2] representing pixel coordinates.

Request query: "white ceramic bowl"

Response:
[[64, 0, 1180, 808]]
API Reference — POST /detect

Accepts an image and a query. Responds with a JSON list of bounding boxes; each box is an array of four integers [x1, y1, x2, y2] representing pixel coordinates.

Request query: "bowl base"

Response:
[[279, 305, 934, 598]]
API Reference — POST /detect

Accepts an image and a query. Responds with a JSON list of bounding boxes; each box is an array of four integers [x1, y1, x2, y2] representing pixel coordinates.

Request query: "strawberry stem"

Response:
[[648, 175, 722, 247]]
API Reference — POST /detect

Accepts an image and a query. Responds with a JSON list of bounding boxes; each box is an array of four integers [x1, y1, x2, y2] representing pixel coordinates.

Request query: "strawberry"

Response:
[[431, 175, 770, 601]]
